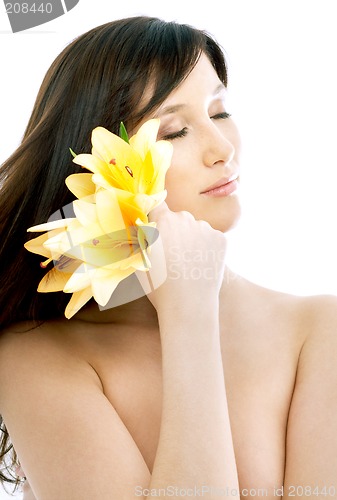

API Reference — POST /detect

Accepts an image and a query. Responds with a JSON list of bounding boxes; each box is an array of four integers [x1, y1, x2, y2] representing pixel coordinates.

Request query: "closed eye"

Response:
[[162, 127, 188, 141], [211, 112, 232, 120], [161, 112, 231, 141]]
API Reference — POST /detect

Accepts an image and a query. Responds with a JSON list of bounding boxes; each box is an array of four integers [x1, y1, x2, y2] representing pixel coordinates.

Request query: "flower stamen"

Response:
[[56, 256, 74, 270], [40, 257, 53, 268], [125, 166, 133, 177]]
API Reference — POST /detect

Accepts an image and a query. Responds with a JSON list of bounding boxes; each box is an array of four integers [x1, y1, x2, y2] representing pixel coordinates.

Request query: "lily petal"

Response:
[[63, 263, 93, 293], [27, 218, 73, 233], [147, 141, 173, 193], [129, 119, 160, 160], [95, 189, 127, 234], [91, 127, 138, 166], [91, 267, 134, 306], [65, 288, 93, 319], [37, 267, 73, 292], [65, 173, 96, 198], [72, 153, 108, 176], [73, 199, 98, 227], [24, 228, 65, 258]]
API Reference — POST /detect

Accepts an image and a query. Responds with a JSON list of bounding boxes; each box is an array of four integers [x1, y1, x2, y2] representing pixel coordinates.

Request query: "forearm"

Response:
[[149, 300, 239, 497]]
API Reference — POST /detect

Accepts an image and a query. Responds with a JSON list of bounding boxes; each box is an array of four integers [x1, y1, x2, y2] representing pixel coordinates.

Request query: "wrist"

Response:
[[157, 295, 219, 326]]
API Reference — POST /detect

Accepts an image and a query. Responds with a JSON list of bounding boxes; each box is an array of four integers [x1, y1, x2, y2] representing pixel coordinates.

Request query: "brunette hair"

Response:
[[0, 15, 228, 489]]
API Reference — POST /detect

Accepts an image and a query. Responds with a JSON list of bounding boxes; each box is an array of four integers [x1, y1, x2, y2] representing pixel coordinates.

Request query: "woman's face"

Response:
[[146, 53, 241, 232]]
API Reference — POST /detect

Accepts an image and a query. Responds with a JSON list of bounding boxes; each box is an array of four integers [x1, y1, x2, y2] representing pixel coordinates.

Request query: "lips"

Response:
[[200, 174, 239, 194]]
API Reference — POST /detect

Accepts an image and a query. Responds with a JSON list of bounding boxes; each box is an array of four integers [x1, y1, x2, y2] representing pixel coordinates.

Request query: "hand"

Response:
[[144, 201, 227, 314]]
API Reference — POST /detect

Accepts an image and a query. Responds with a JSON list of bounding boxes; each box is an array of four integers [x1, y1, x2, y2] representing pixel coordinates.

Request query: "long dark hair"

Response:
[[0, 15, 228, 488]]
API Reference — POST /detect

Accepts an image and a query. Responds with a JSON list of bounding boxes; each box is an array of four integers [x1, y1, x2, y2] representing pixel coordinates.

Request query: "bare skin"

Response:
[[1, 54, 337, 499], [1, 263, 336, 499]]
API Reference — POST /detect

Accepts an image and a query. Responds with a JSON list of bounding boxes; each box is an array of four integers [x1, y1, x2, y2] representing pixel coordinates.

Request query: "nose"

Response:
[[201, 122, 235, 168]]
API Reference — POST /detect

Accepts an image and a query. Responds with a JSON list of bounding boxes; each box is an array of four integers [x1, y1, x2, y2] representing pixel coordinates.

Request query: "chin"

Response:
[[207, 213, 241, 233], [166, 194, 242, 233], [196, 196, 242, 233]]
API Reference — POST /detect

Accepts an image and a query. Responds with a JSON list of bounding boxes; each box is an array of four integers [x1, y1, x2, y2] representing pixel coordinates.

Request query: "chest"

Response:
[[93, 318, 299, 489]]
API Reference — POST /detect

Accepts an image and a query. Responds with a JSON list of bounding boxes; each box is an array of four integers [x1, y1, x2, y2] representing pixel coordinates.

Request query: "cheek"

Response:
[[164, 159, 197, 212], [164, 152, 184, 192], [164, 144, 195, 188], [164, 170, 186, 209]]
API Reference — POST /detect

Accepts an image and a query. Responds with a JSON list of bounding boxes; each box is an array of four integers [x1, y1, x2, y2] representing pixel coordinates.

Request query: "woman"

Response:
[[0, 16, 336, 500]]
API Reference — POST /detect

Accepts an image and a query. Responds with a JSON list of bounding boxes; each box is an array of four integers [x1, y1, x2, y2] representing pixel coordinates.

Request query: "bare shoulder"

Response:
[[0, 319, 62, 370], [268, 286, 337, 342], [0, 319, 100, 385], [227, 273, 314, 344], [0, 319, 151, 499], [227, 273, 337, 370], [296, 292, 337, 337], [0, 318, 104, 422], [237, 273, 336, 326]]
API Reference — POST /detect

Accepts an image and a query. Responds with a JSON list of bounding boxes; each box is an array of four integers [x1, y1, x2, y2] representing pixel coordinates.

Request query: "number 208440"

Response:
[[285, 485, 336, 497], [5, 3, 53, 14]]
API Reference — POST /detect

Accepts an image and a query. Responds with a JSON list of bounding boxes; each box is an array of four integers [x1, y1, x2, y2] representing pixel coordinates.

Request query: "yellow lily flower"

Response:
[[25, 190, 157, 319], [72, 118, 172, 218], [25, 119, 172, 319]]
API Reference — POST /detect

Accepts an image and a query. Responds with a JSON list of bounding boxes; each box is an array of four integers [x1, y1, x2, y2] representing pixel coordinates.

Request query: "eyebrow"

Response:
[[155, 104, 186, 118], [155, 83, 227, 118], [213, 83, 227, 96]]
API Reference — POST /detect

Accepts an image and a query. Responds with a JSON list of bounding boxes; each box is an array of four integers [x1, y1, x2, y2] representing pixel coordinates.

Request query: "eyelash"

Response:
[[162, 112, 232, 141]]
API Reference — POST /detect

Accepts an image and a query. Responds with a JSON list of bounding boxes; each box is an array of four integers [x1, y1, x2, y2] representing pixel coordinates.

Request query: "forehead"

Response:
[[155, 54, 225, 111]]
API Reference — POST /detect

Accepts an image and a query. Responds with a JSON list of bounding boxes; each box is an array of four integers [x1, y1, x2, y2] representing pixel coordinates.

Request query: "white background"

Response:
[[0, 0, 337, 498]]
